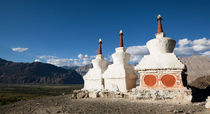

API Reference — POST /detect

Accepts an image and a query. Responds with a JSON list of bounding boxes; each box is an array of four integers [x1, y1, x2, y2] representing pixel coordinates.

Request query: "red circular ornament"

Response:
[[161, 75, 176, 87], [144, 75, 157, 87]]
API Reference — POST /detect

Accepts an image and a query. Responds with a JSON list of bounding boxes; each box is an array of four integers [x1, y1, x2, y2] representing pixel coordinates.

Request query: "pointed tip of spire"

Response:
[[157, 14, 162, 19], [119, 30, 123, 35], [99, 38, 102, 43]]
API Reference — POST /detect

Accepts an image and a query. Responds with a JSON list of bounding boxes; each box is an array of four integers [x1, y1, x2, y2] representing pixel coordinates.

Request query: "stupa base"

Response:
[[83, 79, 104, 91], [128, 87, 192, 103], [72, 87, 192, 103]]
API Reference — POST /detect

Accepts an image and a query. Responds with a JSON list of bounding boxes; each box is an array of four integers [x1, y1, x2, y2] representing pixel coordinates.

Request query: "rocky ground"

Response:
[[0, 94, 210, 114]]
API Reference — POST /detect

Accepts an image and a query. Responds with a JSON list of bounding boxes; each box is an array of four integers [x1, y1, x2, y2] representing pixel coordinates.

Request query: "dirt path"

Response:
[[0, 95, 209, 114]]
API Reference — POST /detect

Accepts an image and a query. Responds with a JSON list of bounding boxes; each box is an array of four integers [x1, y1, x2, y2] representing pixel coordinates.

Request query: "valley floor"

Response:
[[0, 84, 83, 106], [0, 95, 210, 114]]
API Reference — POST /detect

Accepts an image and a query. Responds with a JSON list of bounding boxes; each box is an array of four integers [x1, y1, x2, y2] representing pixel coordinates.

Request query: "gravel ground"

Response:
[[0, 95, 209, 114]]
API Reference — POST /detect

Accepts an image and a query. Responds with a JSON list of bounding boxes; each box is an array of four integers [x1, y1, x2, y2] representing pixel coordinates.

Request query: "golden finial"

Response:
[[157, 14, 162, 19], [99, 38, 102, 43], [119, 30, 123, 34]]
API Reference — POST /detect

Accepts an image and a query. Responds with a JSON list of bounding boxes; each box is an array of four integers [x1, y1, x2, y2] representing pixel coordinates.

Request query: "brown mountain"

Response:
[[75, 64, 93, 76], [179, 55, 210, 88], [0, 58, 84, 84]]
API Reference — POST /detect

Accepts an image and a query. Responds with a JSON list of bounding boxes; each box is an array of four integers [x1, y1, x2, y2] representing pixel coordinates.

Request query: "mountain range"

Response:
[[0, 58, 83, 84], [0, 55, 209, 89]]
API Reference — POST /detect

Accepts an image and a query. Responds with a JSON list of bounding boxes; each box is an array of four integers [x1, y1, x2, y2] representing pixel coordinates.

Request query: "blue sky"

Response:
[[0, 0, 210, 66]]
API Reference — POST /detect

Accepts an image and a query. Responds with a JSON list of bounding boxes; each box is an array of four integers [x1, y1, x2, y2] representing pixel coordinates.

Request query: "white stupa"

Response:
[[103, 30, 138, 92], [135, 15, 185, 89], [83, 39, 108, 91]]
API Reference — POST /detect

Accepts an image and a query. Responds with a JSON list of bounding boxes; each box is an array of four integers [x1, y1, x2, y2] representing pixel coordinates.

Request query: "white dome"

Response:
[[146, 32, 176, 55], [147, 37, 176, 55]]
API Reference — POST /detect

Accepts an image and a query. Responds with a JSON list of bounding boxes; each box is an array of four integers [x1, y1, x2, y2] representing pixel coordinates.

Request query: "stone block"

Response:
[[107, 92, 115, 98], [205, 96, 210, 108], [76, 91, 88, 99], [89, 91, 99, 98]]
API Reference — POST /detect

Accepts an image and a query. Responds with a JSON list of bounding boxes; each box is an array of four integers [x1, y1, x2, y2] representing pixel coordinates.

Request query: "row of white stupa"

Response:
[[83, 15, 185, 92]]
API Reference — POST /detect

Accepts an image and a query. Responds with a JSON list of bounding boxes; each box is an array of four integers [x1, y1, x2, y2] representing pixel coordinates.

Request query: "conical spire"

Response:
[[98, 38, 102, 55], [157, 14, 163, 33], [119, 30, 124, 47]]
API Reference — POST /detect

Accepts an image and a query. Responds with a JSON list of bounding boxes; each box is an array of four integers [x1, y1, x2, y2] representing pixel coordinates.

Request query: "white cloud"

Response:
[[126, 37, 210, 63], [174, 46, 195, 56], [203, 51, 210, 57], [126, 45, 149, 62], [37, 53, 95, 67], [108, 55, 113, 62], [34, 59, 41, 62], [35, 37, 210, 66], [178, 38, 192, 47], [175, 37, 210, 56], [12, 47, 28, 52], [78, 54, 93, 66], [46, 58, 73, 67], [78, 54, 83, 59], [192, 38, 210, 51], [38, 55, 57, 59]]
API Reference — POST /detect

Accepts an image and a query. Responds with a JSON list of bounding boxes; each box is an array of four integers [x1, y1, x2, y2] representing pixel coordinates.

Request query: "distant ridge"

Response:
[[0, 58, 84, 84], [75, 64, 93, 76], [1, 55, 209, 88], [179, 55, 210, 88], [179, 56, 210, 82]]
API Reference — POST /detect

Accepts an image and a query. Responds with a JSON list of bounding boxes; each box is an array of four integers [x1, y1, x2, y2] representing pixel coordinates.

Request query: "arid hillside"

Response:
[[179, 56, 210, 88]]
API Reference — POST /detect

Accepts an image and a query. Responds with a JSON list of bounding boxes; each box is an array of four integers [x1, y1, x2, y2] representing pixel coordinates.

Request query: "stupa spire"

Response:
[[157, 14, 163, 33], [119, 30, 124, 47], [98, 38, 102, 55]]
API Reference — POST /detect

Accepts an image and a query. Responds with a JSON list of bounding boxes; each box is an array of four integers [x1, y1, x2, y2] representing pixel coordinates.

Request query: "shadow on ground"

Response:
[[190, 86, 210, 102]]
